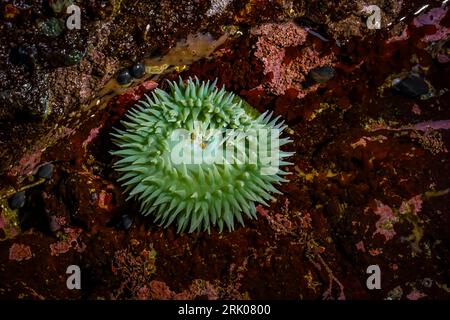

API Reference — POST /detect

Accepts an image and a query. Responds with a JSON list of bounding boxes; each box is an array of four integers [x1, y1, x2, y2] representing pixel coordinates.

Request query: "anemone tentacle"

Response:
[[111, 77, 293, 233]]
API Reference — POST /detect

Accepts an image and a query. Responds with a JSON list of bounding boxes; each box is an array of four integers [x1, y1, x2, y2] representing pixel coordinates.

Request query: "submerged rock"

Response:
[[9, 191, 26, 210], [121, 215, 133, 230], [116, 68, 132, 85], [130, 62, 145, 79], [393, 75, 429, 98], [37, 163, 54, 179], [308, 66, 335, 83]]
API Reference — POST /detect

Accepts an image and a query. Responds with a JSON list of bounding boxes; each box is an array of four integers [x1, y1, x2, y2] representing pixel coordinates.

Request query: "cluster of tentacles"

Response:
[[111, 78, 293, 233]]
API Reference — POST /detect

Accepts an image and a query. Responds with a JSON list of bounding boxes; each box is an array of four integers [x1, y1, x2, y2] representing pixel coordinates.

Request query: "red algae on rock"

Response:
[[1, 0, 450, 302], [8, 243, 32, 262], [413, 6, 450, 43], [399, 195, 423, 216], [147, 279, 220, 300], [388, 5, 450, 44], [252, 21, 334, 98], [49, 228, 86, 257], [371, 200, 398, 242]]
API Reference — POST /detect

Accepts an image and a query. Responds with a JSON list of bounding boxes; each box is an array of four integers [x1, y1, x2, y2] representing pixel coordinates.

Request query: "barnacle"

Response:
[[111, 77, 293, 233]]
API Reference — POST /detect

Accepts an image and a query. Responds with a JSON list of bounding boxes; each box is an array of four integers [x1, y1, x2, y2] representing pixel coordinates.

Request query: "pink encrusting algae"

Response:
[[388, 6, 450, 44], [372, 200, 398, 242], [252, 22, 334, 98], [399, 195, 423, 216], [355, 241, 366, 252], [9, 243, 32, 262], [49, 228, 86, 256], [413, 7, 450, 43]]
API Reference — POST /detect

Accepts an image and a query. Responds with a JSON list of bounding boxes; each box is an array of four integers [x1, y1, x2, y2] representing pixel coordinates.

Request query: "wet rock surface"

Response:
[[308, 66, 336, 84], [393, 74, 430, 98], [0, 0, 450, 300]]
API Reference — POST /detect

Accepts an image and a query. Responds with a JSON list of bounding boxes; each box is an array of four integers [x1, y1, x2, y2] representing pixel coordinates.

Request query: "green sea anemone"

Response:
[[111, 77, 293, 233]]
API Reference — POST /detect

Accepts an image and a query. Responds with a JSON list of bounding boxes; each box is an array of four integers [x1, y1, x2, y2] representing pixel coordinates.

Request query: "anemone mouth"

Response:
[[110, 77, 294, 233]]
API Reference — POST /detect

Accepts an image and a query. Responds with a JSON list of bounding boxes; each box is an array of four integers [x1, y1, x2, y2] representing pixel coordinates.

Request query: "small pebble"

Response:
[[122, 215, 133, 230], [393, 75, 429, 98], [309, 66, 335, 83], [130, 62, 146, 78], [9, 191, 26, 210], [37, 163, 54, 179], [116, 68, 132, 85]]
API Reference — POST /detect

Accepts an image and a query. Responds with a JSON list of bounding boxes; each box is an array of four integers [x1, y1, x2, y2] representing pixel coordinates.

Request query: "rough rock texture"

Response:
[[0, 0, 450, 300]]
